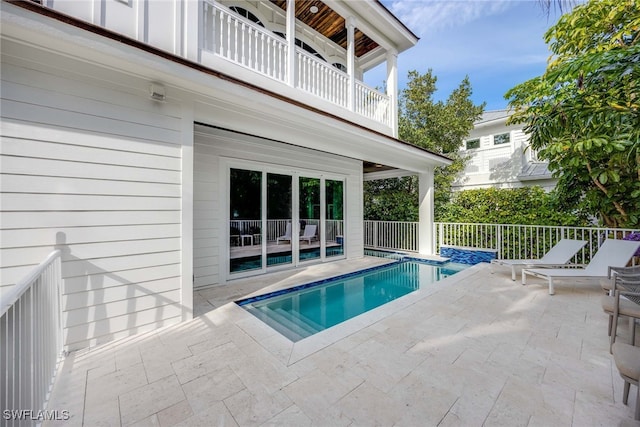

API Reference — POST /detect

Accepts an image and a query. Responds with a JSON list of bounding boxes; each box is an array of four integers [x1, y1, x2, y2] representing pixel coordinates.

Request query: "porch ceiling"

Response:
[[269, 0, 379, 57]]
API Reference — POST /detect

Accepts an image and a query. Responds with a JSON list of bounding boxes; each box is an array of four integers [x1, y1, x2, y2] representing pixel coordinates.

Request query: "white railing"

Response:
[[1, 250, 64, 426], [230, 219, 343, 242], [201, 1, 391, 127], [296, 48, 349, 109], [364, 220, 640, 264], [355, 81, 391, 127], [203, 1, 288, 81], [364, 221, 418, 252]]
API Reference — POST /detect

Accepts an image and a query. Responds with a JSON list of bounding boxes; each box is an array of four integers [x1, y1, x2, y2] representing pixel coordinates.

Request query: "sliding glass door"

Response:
[[299, 177, 321, 262], [228, 165, 345, 277], [229, 168, 262, 273], [325, 179, 344, 258], [268, 173, 292, 267]]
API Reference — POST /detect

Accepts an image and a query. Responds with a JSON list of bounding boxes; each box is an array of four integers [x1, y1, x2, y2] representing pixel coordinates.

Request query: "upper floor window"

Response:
[[273, 32, 326, 62], [333, 63, 347, 73], [494, 133, 510, 145], [465, 139, 480, 150], [229, 6, 264, 27]]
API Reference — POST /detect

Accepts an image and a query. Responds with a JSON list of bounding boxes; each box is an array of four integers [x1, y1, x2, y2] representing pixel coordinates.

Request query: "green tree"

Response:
[[506, 0, 640, 227], [364, 70, 484, 220]]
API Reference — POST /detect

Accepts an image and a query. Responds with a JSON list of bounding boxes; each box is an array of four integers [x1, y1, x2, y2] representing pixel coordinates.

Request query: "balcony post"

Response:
[[418, 169, 435, 255], [346, 16, 356, 111], [386, 49, 398, 137], [286, 0, 296, 87]]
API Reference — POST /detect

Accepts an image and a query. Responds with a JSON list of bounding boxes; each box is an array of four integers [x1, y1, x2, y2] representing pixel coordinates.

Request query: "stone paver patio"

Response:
[[45, 257, 640, 426]]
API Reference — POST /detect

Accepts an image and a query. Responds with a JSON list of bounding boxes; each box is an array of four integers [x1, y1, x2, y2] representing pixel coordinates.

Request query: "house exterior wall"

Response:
[[1, 39, 190, 350], [193, 126, 363, 288], [0, 2, 445, 351], [454, 115, 555, 191]]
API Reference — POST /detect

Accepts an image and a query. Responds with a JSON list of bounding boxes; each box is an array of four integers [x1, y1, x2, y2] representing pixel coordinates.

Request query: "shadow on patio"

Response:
[[45, 260, 640, 426]]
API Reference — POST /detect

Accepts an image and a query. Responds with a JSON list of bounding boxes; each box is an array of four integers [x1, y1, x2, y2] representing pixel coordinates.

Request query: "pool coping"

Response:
[[225, 260, 485, 365]]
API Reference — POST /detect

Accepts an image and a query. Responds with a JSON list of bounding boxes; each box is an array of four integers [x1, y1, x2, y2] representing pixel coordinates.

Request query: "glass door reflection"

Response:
[[267, 173, 292, 267], [299, 177, 321, 262], [229, 168, 262, 273], [325, 179, 344, 258]]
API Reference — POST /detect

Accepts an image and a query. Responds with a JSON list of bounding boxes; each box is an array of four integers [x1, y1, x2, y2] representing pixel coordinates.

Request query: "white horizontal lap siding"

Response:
[[1, 50, 185, 350], [193, 127, 363, 288]]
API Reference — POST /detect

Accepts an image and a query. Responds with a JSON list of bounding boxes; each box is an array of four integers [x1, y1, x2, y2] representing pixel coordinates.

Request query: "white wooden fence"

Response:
[[1, 250, 64, 426], [364, 221, 639, 264]]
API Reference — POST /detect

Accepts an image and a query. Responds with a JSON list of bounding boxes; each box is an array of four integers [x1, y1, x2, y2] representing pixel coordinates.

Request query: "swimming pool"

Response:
[[237, 259, 467, 342]]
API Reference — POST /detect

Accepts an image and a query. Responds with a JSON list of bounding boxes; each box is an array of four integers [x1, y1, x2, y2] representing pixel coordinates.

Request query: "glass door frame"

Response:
[[222, 158, 346, 281]]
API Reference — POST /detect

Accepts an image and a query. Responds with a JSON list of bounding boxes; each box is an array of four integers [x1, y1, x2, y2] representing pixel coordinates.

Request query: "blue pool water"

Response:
[[237, 260, 467, 342]]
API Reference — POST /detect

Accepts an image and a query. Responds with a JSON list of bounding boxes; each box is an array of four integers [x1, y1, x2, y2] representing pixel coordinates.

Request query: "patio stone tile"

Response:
[[348, 338, 425, 392], [334, 381, 404, 426], [261, 404, 312, 426], [43, 261, 640, 427], [171, 341, 243, 385], [85, 363, 148, 406], [282, 368, 363, 421], [127, 415, 160, 427], [155, 400, 193, 427], [181, 367, 245, 414], [223, 388, 293, 426], [172, 401, 238, 427], [83, 397, 121, 427], [388, 363, 462, 426], [119, 375, 185, 426], [115, 346, 143, 370], [227, 341, 299, 394], [484, 377, 543, 426]]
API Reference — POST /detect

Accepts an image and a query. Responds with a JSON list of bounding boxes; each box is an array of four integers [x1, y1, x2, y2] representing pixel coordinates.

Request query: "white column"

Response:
[[346, 17, 356, 111], [180, 102, 194, 321], [386, 49, 398, 137], [418, 169, 435, 255], [286, 0, 296, 87]]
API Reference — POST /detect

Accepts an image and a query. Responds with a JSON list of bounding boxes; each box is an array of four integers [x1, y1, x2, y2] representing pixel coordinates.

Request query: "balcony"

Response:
[[201, 1, 392, 129]]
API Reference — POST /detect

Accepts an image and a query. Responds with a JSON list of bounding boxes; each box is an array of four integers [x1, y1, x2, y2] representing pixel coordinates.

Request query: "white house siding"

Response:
[[193, 126, 363, 288], [0, 40, 187, 350]]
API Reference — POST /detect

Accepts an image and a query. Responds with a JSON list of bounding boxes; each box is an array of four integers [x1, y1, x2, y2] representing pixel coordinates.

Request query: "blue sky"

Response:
[[364, 0, 565, 111]]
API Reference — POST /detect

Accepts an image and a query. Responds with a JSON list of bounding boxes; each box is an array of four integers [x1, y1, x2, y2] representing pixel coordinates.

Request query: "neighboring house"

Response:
[[453, 109, 556, 191], [0, 0, 450, 350]]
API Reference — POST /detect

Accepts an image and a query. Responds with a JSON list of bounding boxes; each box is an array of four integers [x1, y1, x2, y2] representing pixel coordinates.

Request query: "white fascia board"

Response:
[[364, 169, 416, 181]]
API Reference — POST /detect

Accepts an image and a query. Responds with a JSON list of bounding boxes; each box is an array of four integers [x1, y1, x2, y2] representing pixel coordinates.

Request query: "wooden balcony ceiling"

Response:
[[269, 0, 379, 57]]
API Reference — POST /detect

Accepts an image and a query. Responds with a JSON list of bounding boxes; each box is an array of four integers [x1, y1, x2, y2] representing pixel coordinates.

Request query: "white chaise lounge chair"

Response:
[[491, 238, 587, 281], [276, 222, 292, 244], [522, 239, 640, 295], [299, 224, 317, 244]]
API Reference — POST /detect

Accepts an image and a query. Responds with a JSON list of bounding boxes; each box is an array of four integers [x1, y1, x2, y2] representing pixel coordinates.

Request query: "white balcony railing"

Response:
[[296, 48, 349, 109], [1, 250, 64, 426], [364, 221, 640, 264], [202, 1, 391, 127]]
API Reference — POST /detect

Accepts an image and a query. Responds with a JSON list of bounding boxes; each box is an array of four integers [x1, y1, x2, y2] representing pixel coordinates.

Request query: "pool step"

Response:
[[274, 308, 324, 334], [247, 305, 327, 342]]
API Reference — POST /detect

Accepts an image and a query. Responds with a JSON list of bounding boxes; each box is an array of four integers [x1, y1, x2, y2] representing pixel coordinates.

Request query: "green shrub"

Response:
[[436, 187, 589, 226]]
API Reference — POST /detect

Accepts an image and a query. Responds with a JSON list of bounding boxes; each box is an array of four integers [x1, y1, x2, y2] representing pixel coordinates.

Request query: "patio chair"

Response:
[[490, 238, 587, 281], [299, 224, 317, 245], [607, 274, 640, 350], [612, 342, 640, 420], [521, 239, 640, 295], [276, 222, 292, 244], [602, 265, 640, 294]]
